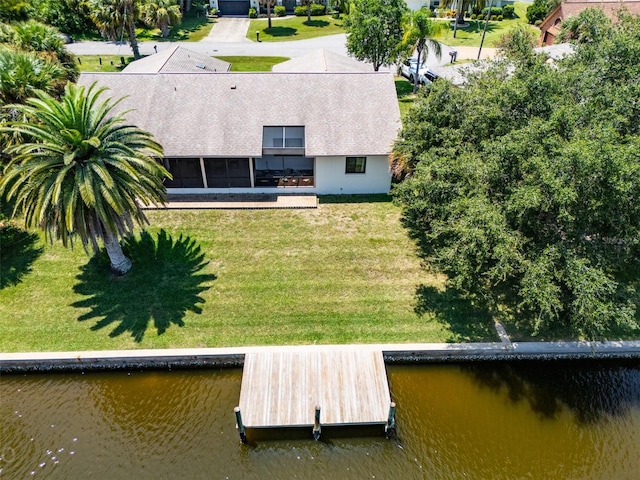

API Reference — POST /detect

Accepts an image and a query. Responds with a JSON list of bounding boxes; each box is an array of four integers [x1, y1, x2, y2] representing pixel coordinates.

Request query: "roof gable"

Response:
[[121, 46, 231, 73]]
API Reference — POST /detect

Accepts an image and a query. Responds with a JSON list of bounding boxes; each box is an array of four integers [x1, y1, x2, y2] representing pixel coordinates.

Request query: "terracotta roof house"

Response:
[[122, 45, 231, 73], [272, 50, 372, 73], [78, 72, 400, 194], [539, 0, 640, 45]]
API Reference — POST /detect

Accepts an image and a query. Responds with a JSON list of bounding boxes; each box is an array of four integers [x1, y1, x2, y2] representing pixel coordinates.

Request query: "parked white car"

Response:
[[399, 58, 428, 83], [419, 70, 440, 85]]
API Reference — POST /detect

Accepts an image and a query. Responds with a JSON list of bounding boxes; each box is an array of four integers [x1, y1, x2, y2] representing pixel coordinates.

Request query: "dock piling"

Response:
[[385, 402, 396, 438], [313, 405, 321, 440], [234, 406, 247, 444]]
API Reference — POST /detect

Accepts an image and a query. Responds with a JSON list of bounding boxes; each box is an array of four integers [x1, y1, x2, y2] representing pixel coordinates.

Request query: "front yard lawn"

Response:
[[248, 15, 346, 42], [0, 198, 495, 352]]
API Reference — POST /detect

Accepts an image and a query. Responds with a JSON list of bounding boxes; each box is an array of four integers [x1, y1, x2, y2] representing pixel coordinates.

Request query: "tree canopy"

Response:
[[345, 0, 408, 71], [391, 12, 640, 338], [0, 83, 170, 274]]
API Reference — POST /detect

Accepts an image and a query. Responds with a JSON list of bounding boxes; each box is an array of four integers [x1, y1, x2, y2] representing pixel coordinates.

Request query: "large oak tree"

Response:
[[391, 10, 640, 338]]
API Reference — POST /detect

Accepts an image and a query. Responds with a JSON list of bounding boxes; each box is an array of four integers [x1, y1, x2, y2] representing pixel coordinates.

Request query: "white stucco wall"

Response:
[[166, 156, 391, 195], [406, 0, 432, 11], [314, 156, 391, 195]]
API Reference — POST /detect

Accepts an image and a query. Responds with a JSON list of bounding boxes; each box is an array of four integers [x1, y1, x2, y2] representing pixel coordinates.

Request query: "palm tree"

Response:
[[88, 0, 142, 60], [402, 9, 446, 93], [10, 20, 79, 82], [141, 0, 182, 38], [0, 83, 170, 274], [259, 0, 276, 29]]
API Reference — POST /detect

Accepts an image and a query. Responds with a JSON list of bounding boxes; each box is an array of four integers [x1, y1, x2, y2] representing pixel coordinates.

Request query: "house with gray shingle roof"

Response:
[[122, 45, 231, 73], [78, 71, 400, 194]]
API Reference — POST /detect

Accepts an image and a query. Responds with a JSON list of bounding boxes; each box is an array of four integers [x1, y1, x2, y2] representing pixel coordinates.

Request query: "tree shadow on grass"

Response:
[[71, 229, 216, 342], [0, 224, 43, 289], [414, 284, 497, 342], [303, 20, 329, 27], [462, 359, 640, 424], [264, 26, 298, 37]]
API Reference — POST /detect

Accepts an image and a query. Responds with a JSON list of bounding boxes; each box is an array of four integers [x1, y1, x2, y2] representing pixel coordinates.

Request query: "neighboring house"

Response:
[[122, 46, 231, 73], [406, 0, 514, 13], [209, 0, 327, 15], [539, 0, 640, 45], [272, 49, 372, 72], [78, 72, 400, 195]]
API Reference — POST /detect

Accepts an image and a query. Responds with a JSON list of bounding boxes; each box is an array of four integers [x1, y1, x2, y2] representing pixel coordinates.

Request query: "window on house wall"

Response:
[[263, 126, 305, 148], [346, 157, 366, 174]]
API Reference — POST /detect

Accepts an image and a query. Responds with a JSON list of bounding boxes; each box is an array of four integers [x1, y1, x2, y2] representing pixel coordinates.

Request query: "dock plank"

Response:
[[238, 349, 391, 428]]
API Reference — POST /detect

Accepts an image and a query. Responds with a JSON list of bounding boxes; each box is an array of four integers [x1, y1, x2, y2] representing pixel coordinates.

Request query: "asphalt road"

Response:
[[66, 17, 495, 69]]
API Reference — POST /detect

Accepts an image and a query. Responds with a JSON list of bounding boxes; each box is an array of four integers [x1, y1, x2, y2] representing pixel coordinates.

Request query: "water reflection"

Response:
[[1, 361, 639, 479], [462, 359, 640, 424]]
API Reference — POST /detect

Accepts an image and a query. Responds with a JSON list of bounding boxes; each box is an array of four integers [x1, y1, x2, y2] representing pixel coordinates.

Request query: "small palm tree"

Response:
[[0, 82, 170, 274], [141, 0, 182, 38], [403, 9, 446, 93]]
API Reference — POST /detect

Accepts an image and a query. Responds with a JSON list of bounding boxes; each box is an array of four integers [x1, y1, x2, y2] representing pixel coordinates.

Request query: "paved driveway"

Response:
[[205, 17, 252, 43]]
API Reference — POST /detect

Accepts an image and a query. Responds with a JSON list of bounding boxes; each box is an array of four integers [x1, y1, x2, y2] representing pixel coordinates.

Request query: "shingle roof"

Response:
[[121, 45, 231, 73], [78, 72, 401, 158], [272, 49, 372, 73], [558, 0, 640, 19]]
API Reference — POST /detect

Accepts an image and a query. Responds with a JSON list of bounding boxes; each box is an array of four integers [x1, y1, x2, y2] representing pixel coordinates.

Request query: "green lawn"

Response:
[[437, 2, 539, 48], [0, 198, 498, 352], [395, 77, 418, 119], [216, 55, 290, 71], [248, 15, 346, 42], [136, 10, 215, 42], [75, 55, 137, 72]]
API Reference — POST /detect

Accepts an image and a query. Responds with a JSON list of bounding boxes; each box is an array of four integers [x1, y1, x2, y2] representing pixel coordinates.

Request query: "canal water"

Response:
[[1, 360, 639, 479]]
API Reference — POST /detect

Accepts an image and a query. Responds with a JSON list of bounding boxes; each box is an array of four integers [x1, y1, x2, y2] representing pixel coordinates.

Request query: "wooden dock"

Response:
[[238, 349, 392, 429]]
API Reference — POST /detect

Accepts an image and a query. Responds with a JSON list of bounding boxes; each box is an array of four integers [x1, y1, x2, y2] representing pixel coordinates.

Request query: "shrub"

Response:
[[535, 19, 543, 26], [274, 5, 286, 16], [294, 5, 306, 16], [332, 11, 341, 19], [248, 7, 257, 18], [491, 14, 497, 20], [502, 5, 514, 19], [482, 6, 503, 17], [470, 13, 476, 20], [310, 3, 326, 15]]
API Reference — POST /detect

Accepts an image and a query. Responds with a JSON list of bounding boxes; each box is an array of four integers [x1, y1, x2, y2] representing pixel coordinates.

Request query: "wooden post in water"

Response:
[[313, 405, 321, 440], [234, 406, 247, 444], [385, 402, 396, 438]]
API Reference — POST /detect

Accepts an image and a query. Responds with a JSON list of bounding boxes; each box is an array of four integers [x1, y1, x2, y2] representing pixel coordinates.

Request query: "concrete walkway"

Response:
[[144, 194, 318, 209]]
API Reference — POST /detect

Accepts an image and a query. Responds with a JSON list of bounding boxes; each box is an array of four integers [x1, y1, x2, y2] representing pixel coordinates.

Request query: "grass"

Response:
[[136, 10, 215, 42], [436, 2, 539, 48], [1, 198, 498, 353], [216, 56, 290, 71], [75, 55, 137, 72], [395, 77, 418, 119], [248, 15, 346, 42]]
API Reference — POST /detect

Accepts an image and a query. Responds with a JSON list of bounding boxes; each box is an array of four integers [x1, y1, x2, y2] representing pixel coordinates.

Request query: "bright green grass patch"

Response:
[[247, 15, 346, 42], [0, 200, 497, 352], [216, 56, 290, 71], [75, 55, 137, 72], [135, 10, 215, 42], [438, 2, 539, 48], [395, 77, 417, 120]]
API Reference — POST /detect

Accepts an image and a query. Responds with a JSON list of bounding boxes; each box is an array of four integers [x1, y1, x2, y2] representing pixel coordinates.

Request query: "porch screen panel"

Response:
[[203, 158, 251, 188], [164, 158, 204, 188], [226, 158, 251, 187]]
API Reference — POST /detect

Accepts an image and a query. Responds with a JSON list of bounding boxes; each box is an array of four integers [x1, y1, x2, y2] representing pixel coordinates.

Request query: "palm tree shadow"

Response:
[[71, 229, 216, 342], [0, 224, 43, 289], [414, 284, 497, 342]]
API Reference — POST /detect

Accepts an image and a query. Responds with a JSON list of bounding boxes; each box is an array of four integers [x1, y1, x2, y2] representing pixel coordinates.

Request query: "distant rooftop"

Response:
[[272, 49, 372, 73], [122, 45, 231, 73]]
